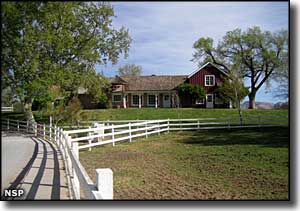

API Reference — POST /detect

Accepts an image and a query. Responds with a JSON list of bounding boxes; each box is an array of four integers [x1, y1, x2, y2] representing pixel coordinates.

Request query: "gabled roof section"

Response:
[[110, 75, 128, 84], [188, 62, 229, 78], [111, 75, 187, 91]]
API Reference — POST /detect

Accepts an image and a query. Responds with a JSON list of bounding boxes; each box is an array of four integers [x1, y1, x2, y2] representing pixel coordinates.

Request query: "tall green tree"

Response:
[[118, 64, 143, 76], [1, 2, 132, 122], [192, 26, 288, 109], [272, 62, 288, 101], [217, 66, 249, 125]]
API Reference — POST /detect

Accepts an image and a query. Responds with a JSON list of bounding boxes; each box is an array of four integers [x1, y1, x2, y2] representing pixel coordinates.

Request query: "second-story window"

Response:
[[205, 75, 215, 86]]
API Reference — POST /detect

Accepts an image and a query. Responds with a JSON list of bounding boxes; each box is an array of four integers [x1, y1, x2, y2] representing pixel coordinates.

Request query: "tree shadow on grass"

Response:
[[180, 126, 289, 148]]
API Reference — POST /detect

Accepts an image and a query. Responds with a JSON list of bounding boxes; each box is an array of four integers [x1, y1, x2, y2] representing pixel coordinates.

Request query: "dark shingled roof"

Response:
[[111, 75, 187, 91], [110, 75, 128, 84]]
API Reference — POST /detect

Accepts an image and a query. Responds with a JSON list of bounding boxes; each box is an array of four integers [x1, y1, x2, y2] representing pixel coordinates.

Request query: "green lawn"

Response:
[[3, 108, 288, 126], [80, 126, 289, 200], [79, 108, 288, 121]]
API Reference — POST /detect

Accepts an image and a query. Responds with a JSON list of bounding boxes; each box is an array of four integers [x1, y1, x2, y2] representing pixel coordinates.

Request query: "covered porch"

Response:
[[112, 91, 179, 108]]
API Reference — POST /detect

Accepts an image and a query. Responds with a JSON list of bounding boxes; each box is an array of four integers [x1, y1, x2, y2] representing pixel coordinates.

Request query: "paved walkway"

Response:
[[1, 133, 69, 200]]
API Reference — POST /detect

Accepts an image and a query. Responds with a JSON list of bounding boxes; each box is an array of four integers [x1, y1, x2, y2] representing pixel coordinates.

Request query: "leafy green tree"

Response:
[[177, 83, 206, 105], [217, 68, 249, 125], [1, 87, 15, 107], [192, 26, 288, 109], [272, 65, 288, 101], [1, 2, 132, 122], [118, 64, 143, 76]]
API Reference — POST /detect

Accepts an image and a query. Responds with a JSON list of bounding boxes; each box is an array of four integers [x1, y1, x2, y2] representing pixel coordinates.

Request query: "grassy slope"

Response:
[[79, 108, 288, 121], [3, 108, 288, 124], [80, 127, 289, 200]]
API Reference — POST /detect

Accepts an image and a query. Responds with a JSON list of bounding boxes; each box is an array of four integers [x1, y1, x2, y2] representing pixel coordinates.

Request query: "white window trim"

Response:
[[147, 94, 156, 106], [112, 94, 122, 102], [205, 75, 215, 86], [206, 94, 214, 103], [195, 98, 205, 105], [131, 94, 142, 106]]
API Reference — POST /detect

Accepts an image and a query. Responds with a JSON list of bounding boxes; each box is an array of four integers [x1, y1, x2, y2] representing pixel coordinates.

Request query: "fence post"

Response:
[[59, 128, 63, 150], [7, 118, 9, 130], [49, 116, 52, 141], [158, 122, 160, 135], [167, 119, 170, 133], [129, 122, 132, 142], [35, 123, 38, 137], [197, 120, 200, 129], [145, 121, 148, 138], [112, 124, 115, 146], [43, 124, 46, 139], [57, 127, 60, 147], [88, 127, 92, 152], [96, 168, 113, 199], [72, 142, 80, 199], [227, 117, 231, 129], [26, 120, 29, 133], [54, 125, 57, 143], [17, 120, 19, 132]]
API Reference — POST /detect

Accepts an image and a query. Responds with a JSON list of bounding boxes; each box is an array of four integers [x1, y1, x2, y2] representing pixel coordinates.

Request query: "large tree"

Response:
[[217, 65, 249, 125], [1, 2, 132, 122], [272, 64, 288, 101], [118, 64, 143, 76], [192, 26, 288, 109]]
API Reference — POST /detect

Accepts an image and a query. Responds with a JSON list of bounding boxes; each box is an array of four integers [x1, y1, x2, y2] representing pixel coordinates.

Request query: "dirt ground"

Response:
[[80, 128, 288, 200]]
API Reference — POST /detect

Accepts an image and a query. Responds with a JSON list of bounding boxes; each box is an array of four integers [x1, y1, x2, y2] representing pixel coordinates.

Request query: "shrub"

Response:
[[177, 83, 206, 102]]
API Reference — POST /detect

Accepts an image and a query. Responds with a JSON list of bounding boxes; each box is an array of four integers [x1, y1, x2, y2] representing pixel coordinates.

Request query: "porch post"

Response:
[[155, 94, 158, 108], [138, 94, 141, 108], [229, 100, 233, 109], [123, 95, 127, 109]]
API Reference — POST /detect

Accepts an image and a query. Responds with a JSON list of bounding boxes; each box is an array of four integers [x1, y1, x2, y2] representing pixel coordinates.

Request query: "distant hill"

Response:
[[241, 101, 274, 109], [273, 101, 289, 109]]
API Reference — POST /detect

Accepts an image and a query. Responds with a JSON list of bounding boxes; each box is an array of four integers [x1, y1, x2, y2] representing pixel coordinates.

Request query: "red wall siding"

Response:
[[188, 65, 226, 93]]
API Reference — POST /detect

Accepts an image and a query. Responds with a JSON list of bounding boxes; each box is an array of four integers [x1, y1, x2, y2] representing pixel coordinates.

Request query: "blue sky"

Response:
[[96, 1, 288, 103]]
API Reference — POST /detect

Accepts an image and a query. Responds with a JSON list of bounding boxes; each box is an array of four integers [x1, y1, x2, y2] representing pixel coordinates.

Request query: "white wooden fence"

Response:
[[64, 120, 169, 150], [1, 106, 13, 112], [1, 118, 113, 200], [63, 115, 288, 151], [1, 115, 287, 199]]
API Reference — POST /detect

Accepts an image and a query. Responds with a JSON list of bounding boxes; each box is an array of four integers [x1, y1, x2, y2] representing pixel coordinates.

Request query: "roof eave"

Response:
[[188, 62, 229, 78]]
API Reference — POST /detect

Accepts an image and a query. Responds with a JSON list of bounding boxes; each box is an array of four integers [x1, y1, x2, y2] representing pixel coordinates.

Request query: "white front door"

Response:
[[163, 94, 170, 108], [206, 94, 214, 108]]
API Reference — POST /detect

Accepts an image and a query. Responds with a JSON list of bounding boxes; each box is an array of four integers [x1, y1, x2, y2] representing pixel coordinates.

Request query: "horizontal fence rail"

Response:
[[1, 118, 113, 200], [1, 115, 287, 199], [61, 115, 288, 151], [1, 106, 14, 112]]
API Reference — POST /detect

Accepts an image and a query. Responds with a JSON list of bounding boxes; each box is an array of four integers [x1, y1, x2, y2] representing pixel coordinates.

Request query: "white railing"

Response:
[[64, 120, 169, 150], [63, 115, 288, 151], [1, 106, 13, 112], [1, 115, 287, 199], [1, 118, 113, 200]]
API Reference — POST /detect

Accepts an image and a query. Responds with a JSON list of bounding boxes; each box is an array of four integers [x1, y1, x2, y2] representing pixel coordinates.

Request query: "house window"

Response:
[[132, 95, 143, 106], [148, 95, 155, 106], [205, 75, 215, 86], [195, 98, 205, 104], [112, 94, 121, 102]]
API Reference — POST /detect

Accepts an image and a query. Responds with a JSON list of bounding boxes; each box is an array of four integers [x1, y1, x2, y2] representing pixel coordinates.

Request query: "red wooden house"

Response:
[[109, 62, 231, 109]]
